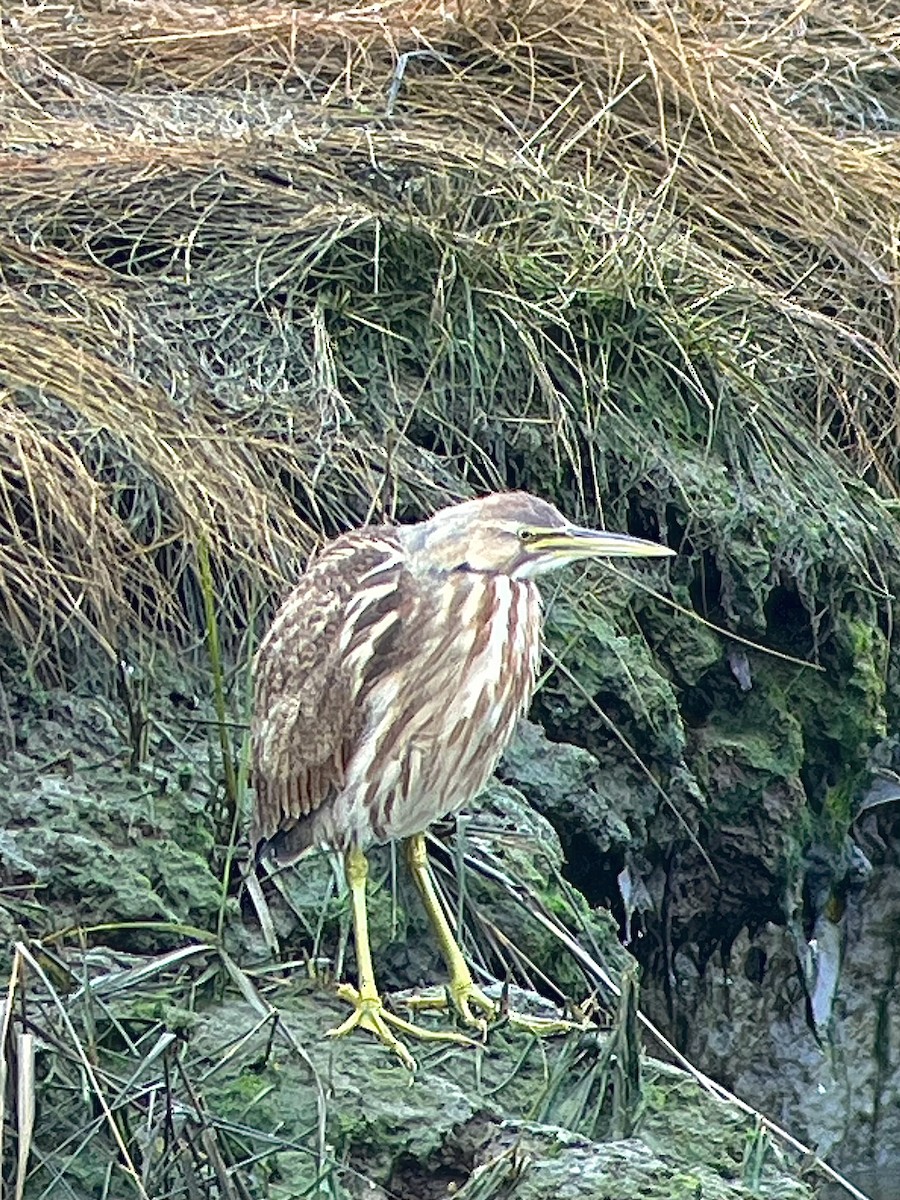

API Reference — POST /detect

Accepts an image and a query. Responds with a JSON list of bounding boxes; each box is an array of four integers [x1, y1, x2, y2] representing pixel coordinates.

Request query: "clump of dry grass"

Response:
[[1, 0, 899, 682]]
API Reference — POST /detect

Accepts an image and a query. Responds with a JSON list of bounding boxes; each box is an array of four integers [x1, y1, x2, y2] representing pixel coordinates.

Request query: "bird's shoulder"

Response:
[[255, 525, 406, 675], [306, 524, 405, 590]]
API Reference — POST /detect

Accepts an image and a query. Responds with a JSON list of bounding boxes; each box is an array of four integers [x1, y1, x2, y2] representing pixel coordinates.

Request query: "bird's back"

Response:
[[251, 525, 543, 861]]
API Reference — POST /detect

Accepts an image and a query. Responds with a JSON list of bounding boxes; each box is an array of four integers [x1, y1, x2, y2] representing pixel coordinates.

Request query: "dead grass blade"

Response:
[[13, 1032, 35, 1200], [14, 942, 152, 1200]]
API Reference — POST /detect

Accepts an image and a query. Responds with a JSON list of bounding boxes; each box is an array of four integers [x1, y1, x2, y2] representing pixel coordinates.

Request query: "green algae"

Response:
[[542, 590, 687, 764], [0, 696, 225, 945], [178, 993, 814, 1200]]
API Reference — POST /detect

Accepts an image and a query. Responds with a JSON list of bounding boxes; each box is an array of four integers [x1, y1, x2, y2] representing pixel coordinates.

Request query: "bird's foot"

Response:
[[402, 978, 496, 1032], [327, 983, 479, 1070], [401, 981, 587, 1039]]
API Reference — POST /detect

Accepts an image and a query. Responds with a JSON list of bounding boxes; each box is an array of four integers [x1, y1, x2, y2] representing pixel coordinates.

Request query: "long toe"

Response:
[[503, 1011, 584, 1037], [401, 982, 583, 1040], [328, 984, 480, 1069], [452, 981, 496, 1027], [401, 980, 496, 1029], [327, 985, 418, 1070]]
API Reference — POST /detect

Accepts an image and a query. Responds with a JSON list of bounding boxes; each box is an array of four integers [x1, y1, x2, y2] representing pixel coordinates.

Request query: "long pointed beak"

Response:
[[534, 526, 675, 559]]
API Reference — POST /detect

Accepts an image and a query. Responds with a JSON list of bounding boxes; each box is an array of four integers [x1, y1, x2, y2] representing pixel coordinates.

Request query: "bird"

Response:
[[251, 491, 673, 1068]]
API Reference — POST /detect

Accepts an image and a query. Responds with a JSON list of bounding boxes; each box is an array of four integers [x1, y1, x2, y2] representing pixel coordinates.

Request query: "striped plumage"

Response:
[[251, 490, 673, 1068], [252, 494, 546, 860]]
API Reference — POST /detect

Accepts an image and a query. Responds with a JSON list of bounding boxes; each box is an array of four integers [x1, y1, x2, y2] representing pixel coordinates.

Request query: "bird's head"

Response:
[[405, 491, 674, 579]]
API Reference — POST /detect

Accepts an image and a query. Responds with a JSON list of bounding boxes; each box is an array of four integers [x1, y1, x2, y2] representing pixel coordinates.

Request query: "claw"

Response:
[[403, 979, 496, 1033], [328, 983, 479, 1070], [401, 982, 581, 1039]]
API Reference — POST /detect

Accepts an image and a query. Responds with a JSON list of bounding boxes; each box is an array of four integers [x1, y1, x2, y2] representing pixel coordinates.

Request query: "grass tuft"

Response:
[[1, 0, 900, 681]]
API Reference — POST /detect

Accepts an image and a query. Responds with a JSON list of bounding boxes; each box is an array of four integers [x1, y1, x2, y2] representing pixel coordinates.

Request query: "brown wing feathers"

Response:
[[250, 529, 403, 860]]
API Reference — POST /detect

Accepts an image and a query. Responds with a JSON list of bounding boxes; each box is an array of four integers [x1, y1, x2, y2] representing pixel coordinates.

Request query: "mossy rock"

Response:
[[540, 590, 687, 765], [502, 719, 669, 858], [171, 993, 814, 1200], [0, 691, 224, 945], [366, 779, 635, 1002]]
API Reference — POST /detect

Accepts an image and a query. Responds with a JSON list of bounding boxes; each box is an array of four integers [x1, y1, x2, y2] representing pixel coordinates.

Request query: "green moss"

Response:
[[461, 783, 635, 995], [126, 998, 200, 1036], [131, 836, 223, 927], [643, 584, 723, 689], [209, 1063, 313, 1140], [820, 779, 855, 844], [541, 592, 687, 764], [674, 592, 890, 897], [669, 1175, 703, 1198], [692, 709, 805, 831], [0, 695, 227, 946], [697, 717, 805, 795]]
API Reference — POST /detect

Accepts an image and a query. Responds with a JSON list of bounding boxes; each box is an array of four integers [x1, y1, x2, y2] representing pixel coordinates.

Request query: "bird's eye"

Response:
[[518, 528, 538, 543]]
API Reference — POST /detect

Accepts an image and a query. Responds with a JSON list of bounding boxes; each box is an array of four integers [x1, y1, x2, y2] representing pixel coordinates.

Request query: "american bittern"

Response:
[[252, 492, 672, 1067]]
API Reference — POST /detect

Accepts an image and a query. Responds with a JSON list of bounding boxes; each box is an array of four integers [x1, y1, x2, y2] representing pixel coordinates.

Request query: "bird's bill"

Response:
[[532, 526, 675, 559]]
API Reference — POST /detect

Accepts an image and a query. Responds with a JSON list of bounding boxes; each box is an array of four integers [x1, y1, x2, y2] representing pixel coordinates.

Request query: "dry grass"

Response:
[[1, 0, 899, 679]]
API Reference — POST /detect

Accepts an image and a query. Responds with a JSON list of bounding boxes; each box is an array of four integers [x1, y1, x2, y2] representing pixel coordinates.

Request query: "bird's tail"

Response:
[[254, 821, 319, 867]]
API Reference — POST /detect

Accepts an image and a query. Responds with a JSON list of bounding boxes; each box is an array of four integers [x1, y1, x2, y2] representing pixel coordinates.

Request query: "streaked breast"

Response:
[[345, 571, 543, 844]]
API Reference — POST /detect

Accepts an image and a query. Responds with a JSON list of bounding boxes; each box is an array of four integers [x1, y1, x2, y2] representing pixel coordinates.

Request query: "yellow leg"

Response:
[[326, 845, 477, 1069], [403, 834, 585, 1039], [403, 833, 496, 1027]]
